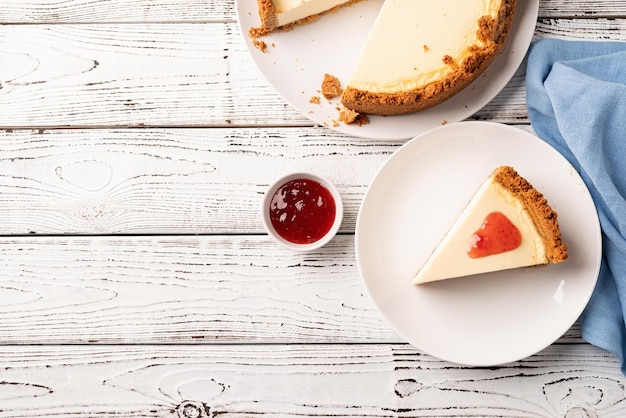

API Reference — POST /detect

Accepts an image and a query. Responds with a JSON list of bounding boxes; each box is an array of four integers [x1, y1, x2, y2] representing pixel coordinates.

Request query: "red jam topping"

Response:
[[466, 211, 521, 258], [269, 178, 336, 245]]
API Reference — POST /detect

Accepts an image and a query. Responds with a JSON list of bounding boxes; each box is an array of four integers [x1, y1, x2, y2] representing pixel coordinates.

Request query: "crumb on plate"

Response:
[[321, 73, 342, 100]]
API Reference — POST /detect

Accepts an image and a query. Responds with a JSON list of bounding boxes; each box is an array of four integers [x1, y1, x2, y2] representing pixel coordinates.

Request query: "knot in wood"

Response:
[[177, 400, 209, 418], [565, 406, 598, 418]]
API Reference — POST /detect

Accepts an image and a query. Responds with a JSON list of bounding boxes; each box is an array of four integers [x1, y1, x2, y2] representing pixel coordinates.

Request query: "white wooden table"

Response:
[[1, 1, 625, 416]]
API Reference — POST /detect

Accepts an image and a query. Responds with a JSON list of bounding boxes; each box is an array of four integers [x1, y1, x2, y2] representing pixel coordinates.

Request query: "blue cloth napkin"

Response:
[[526, 38, 626, 374]]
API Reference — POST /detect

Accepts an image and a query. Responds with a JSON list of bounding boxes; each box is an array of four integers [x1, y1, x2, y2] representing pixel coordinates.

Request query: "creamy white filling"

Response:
[[347, 0, 503, 93], [273, 0, 353, 26], [412, 179, 546, 285]]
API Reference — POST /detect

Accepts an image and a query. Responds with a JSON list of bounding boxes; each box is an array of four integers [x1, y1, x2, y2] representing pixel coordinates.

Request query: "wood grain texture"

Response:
[[2, 19, 626, 129], [0, 344, 623, 417], [1, 0, 626, 23], [0, 234, 396, 344], [536, 18, 626, 40], [0, 0, 624, 415]]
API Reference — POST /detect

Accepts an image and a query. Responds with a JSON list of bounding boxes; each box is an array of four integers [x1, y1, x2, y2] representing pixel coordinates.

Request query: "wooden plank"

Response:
[[0, 234, 398, 344], [0, 234, 584, 345], [2, 19, 626, 129], [535, 17, 626, 40], [0, 343, 623, 417], [0, 23, 305, 128], [1, 0, 626, 23], [0, 127, 397, 235], [0, 0, 234, 23]]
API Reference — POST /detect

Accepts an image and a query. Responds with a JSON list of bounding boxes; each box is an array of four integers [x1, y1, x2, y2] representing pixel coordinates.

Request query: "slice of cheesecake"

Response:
[[412, 166, 568, 285]]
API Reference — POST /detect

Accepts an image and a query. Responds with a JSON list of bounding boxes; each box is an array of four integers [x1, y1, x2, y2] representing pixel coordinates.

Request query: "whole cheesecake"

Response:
[[412, 166, 568, 285], [252, 0, 516, 115]]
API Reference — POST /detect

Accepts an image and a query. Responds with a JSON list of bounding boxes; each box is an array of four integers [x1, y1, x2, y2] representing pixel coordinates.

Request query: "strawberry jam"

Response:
[[269, 178, 336, 245], [466, 211, 521, 258]]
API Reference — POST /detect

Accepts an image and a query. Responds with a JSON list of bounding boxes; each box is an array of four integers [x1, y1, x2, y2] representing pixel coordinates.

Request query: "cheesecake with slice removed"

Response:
[[412, 166, 568, 285], [251, 0, 515, 115]]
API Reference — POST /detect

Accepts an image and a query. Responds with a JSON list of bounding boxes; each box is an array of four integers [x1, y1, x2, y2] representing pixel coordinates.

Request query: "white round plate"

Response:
[[236, 1, 539, 140], [355, 121, 602, 366]]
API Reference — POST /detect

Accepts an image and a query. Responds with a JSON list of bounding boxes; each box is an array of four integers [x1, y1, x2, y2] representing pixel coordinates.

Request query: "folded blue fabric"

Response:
[[526, 38, 626, 373]]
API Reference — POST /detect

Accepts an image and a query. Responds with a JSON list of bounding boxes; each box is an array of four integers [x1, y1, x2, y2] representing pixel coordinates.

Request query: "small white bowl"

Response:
[[262, 172, 343, 251]]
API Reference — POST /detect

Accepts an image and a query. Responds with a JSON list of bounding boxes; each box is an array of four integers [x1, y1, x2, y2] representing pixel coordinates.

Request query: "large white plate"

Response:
[[236, 1, 539, 140], [355, 122, 602, 366]]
